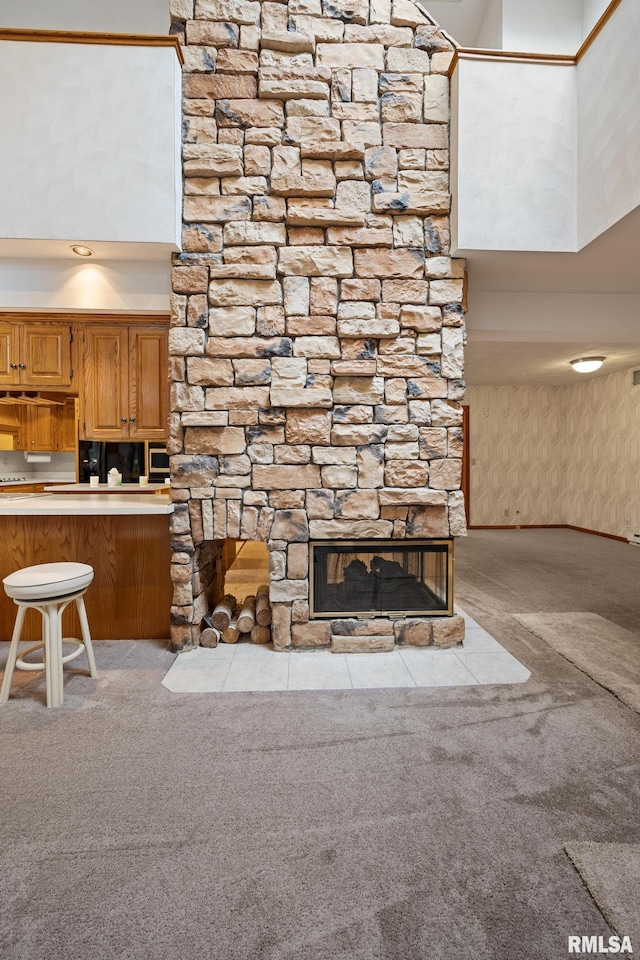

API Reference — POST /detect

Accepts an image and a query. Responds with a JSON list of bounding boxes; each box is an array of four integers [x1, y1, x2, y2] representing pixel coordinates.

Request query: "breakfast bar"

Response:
[[0, 493, 173, 641]]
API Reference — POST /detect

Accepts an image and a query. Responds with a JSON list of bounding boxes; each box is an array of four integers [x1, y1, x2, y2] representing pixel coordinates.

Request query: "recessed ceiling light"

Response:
[[570, 357, 605, 373], [70, 244, 94, 257]]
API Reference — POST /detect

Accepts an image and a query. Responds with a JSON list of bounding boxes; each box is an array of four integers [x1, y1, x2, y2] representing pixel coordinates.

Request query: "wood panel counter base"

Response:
[[0, 514, 171, 641]]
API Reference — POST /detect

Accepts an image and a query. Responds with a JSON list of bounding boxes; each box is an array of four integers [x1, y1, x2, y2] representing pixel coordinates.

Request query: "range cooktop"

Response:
[[0, 492, 52, 500]]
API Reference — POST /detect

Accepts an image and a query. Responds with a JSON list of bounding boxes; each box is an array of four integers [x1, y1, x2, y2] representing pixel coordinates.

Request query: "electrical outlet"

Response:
[[625, 518, 631, 528]]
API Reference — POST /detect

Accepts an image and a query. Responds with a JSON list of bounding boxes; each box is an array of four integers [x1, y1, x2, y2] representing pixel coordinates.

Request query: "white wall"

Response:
[[449, 68, 460, 259], [582, 0, 610, 36], [453, 58, 577, 253], [474, 0, 608, 52], [577, 0, 640, 247], [501, 0, 583, 53], [453, 0, 638, 255], [468, 292, 640, 342], [0, 260, 170, 314], [0, 40, 181, 248], [0, 0, 170, 33], [475, 0, 503, 49]]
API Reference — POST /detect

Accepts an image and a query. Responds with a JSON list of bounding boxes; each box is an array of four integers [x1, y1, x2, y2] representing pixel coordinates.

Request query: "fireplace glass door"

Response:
[[310, 540, 453, 618]]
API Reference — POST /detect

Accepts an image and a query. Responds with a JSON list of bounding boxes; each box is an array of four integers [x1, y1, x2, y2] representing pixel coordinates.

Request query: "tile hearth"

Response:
[[162, 610, 530, 693]]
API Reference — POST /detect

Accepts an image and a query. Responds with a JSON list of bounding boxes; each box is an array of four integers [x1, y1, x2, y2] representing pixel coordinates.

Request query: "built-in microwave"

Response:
[[147, 443, 169, 478]]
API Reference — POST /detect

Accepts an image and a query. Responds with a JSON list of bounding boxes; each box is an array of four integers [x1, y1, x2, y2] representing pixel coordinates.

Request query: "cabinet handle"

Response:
[[121, 417, 127, 423], [18, 363, 25, 369], [9, 363, 17, 369], [129, 417, 136, 423]]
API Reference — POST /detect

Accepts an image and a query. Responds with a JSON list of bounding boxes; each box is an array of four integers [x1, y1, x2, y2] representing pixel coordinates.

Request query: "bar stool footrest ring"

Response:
[[16, 639, 85, 672]]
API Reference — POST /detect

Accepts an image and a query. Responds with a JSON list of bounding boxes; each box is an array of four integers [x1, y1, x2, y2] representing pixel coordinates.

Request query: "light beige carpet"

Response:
[[512, 613, 640, 713], [565, 842, 640, 945]]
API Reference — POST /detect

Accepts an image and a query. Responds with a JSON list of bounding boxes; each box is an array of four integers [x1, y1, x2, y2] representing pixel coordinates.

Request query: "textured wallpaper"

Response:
[[467, 384, 567, 527], [467, 368, 640, 538], [563, 369, 640, 538]]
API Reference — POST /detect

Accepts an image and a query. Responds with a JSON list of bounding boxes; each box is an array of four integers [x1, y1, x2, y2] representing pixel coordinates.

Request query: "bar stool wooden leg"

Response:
[[49, 603, 65, 709], [0, 604, 28, 704], [76, 595, 97, 678], [43, 605, 54, 709]]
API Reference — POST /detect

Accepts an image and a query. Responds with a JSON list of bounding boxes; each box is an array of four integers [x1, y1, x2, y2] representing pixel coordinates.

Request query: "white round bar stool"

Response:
[[0, 562, 96, 708]]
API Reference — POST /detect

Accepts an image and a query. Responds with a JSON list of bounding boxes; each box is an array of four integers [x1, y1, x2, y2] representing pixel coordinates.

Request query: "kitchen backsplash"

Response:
[[0, 451, 75, 482]]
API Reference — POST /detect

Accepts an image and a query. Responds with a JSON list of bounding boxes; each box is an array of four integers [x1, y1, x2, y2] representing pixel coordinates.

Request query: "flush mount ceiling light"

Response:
[[570, 357, 605, 373], [70, 244, 94, 257]]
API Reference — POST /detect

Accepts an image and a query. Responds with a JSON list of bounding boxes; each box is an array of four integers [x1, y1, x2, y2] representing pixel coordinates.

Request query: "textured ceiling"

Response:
[[465, 341, 640, 387]]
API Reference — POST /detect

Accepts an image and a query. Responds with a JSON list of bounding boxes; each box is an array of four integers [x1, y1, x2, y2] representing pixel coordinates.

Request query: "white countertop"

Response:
[[44, 483, 170, 493], [0, 493, 174, 516]]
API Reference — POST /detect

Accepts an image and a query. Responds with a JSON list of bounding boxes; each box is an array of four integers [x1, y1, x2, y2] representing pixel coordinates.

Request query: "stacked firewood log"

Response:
[[200, 585, 272, 647]]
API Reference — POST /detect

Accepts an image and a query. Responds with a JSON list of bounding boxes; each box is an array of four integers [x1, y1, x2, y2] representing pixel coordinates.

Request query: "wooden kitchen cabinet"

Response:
[[0, 397, 77, 453], [80, 325, 128, 440], [0, 322, 74, 389], [0, 324, 16, 385], [0, 483, 44, 493], [14, 405, 55, 451], [57, 397, 79, 452], [80, 323, 168, 441], [0, 512, 171, 640], [128, 327, 169, 440]]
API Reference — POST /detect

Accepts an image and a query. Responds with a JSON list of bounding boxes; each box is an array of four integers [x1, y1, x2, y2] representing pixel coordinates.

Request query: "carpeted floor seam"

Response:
[[512, 612, 640, 715]]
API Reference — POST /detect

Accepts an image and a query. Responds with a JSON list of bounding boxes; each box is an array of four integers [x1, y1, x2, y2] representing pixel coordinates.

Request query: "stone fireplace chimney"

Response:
[[168, 0, 467, 652]]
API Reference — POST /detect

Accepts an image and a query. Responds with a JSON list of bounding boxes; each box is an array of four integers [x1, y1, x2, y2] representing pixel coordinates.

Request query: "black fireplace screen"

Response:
[[310, 540, 453, 618]]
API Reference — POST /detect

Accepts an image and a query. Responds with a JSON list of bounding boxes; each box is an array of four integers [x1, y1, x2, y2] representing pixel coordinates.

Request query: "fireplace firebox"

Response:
[[310, 540, 454, 619]]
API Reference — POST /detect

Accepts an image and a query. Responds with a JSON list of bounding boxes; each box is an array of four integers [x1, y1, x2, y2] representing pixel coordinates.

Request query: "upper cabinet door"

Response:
[[0, 323, 19, 386], [81, 326, 129, 440], [20, 405, 55, 452], [57, 398, 79, 452], [128, 326, 169, 441], [21, 324, 73, 387]]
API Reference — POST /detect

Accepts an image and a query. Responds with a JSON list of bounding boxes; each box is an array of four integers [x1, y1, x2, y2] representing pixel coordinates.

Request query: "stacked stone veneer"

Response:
[[168, 0, 467, 652]]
